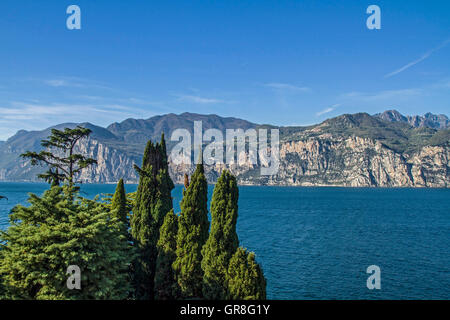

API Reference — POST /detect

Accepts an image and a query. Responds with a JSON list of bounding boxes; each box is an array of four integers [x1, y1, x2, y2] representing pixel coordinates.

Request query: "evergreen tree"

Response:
[[202, 170, 239, 299], [0, 245, 5, 298], [111, 178, 128, 225], [227, 247, 266, 300], [0, 186, 133, 300], [173, 161, 209, 298], [21, 126, 97, 186], [154, 210, 179, 300], [130, 135, 174, 300]]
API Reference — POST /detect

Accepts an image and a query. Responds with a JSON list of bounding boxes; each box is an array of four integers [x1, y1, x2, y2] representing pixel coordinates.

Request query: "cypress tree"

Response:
[[227, 247, 266, 300], [130, 135, 174, 300], [111, 178, 128, 224], [154, 210, 179, 300], [202, 170, 239, 299], [173, 161, 209, 298]]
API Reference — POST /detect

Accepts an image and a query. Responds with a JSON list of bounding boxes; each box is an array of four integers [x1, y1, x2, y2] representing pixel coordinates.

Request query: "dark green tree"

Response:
[[0, 186, 133, 300], [130, 134, 174, 300], [173, 161, 209, 298], [21, 126, 97, 185], [227, 247, 266, 300], [154, 210, 179, 300], [0, 245, 5, 298], [111, 178, 128, 225], [201, 170, 239, 299]]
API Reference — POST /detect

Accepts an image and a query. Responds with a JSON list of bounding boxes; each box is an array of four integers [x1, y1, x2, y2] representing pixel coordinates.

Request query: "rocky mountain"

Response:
[[0, 112, 449, 187], [375, 110, 450, 130]]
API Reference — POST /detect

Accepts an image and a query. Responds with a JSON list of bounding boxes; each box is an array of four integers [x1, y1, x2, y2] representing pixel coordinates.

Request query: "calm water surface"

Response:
[[0, 182, 449, 299]]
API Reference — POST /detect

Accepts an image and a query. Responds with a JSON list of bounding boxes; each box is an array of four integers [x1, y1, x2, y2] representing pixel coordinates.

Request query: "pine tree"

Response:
[[154, 210, 179, 300], [20, 126, 97, 186], [173, 161, 209, 298], [227, 247, 266, 300], [202, 170, 239, 299], [130, 135, 174, 300], [111, 178, 128, 225], [0, 186, 133, 300]]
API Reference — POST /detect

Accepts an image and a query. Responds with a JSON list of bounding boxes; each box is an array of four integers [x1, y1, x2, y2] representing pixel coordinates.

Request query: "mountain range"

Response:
[[375, 110, 449, 130], [0, 110, 449, 187]]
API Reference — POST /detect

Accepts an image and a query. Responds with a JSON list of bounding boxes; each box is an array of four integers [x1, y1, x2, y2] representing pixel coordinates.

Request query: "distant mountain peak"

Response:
[[374, 110, 449, 130]]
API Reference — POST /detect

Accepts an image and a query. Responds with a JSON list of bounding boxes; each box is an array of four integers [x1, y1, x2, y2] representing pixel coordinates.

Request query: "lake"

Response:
[[0, 182, 449, 299]]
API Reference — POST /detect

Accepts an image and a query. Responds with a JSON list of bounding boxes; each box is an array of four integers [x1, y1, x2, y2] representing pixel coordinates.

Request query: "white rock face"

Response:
[[3, 135, 449, 188], [168, 134, 449, 187]]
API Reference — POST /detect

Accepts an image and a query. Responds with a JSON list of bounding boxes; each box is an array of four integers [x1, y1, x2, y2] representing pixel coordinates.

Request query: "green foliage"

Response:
[[308, 113, 449, 154], [227, 247, 266, 300], [0, 186, 133, 300], [428, 129, 450, 147], [20, 126, 97, 185], [202, 170, 239, 299], [111, 179, 128, 225], [173, 162, 209, 298], [154, 210, 179, 300], [0, 245, 5, 299], [130, 135, 174, 300]]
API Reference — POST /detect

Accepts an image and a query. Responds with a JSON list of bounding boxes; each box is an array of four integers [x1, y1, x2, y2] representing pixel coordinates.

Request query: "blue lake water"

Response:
[[0, 182, 449, 299]]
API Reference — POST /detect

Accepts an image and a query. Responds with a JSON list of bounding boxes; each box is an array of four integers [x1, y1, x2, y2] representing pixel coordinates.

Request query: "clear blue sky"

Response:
[[0, 0, 449, 140]]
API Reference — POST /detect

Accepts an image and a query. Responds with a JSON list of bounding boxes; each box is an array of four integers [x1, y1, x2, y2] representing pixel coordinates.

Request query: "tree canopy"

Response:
[[202, 170, 239, 299], [131, 134, 174, 300], [0, 186, 133, 299], [173, 161, 209, 298], [21, 126, 97, 185]]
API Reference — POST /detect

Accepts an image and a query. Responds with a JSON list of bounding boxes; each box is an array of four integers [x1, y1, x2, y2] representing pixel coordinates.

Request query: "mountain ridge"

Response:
[[375, 109, 450, 130], [0, 111, 448, 187]]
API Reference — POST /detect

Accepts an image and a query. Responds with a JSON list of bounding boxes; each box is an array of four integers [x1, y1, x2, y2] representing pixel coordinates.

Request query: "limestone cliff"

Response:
[[166, 134, 449, 187], [0, 112, 448, 187]]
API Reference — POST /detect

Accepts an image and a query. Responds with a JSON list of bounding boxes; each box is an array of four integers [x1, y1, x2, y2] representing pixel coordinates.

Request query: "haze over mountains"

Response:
[[0, 110, 449, 187]]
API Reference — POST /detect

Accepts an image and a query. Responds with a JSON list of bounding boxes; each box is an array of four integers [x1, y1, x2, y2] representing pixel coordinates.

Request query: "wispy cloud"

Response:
[[316, 104, 341, 116], [264, 83, 311, 92], [0, 101, 152, 140], [384, 39, 450, 78], [0, 102, 147, 119], [341, 88, 422, 101], [39, 77, 112, 90], [176, 94, 224, 104], [44, 79, 80, 87]]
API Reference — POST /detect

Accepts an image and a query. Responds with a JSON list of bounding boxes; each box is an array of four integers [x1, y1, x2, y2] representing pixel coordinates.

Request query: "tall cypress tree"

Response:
[[111, 178, 128, 225], [227, 247, 266, 300], [154, 210, 179, 300], [130, 135, 174, 300], [173, 161, 209, 298], [202, 170, 239, 299]]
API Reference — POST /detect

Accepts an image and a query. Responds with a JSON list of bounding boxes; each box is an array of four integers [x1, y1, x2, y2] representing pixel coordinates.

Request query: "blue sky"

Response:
[[0, 0, 449, 140]]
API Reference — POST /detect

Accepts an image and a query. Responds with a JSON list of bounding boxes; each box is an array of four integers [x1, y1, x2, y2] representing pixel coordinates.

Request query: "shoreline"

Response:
[[0, 181, 449, 189]]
